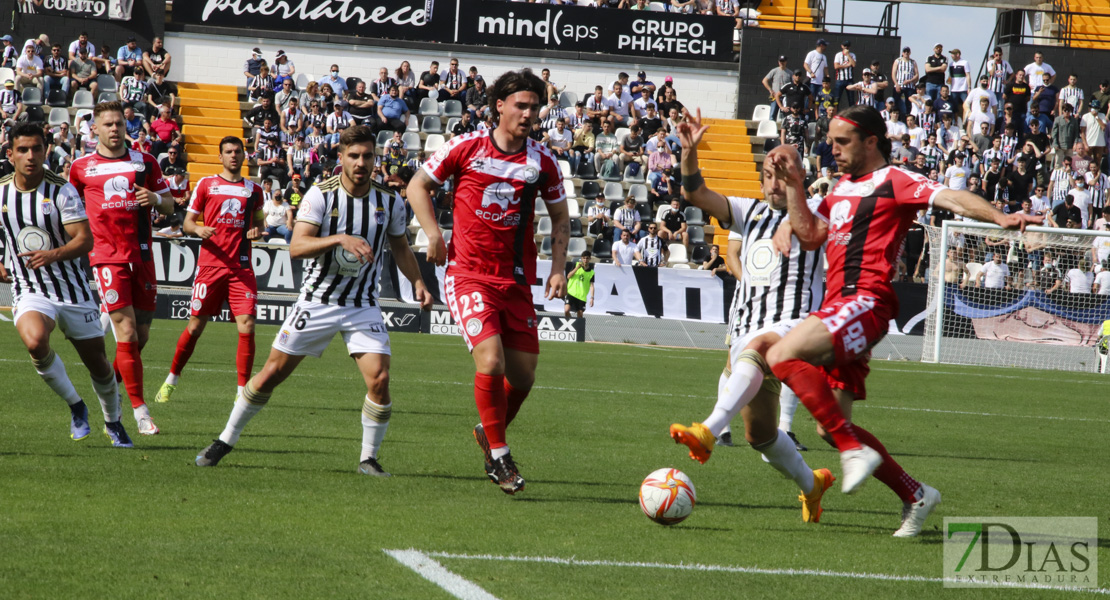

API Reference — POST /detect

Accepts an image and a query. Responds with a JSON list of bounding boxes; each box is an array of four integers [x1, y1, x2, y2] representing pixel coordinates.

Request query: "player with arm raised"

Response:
[[195, 126, 433, 475], [0, 123, 132, 447], [407, 69, 568, 495], [155, 137, 264, 404], [763, 104, 1040, 536], [669, 119, 834, 523], [70, 101, 173, 436]]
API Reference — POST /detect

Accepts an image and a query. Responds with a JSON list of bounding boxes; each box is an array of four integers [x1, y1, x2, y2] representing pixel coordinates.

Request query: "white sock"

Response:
[[166, 373, 180, 385], [360, 396, 392, 462], [90, 371, 121, 423], [133, 403, 150, 424], [778, 386, 800, 432], [219, 398, 264, 446], [33, 350, 82, 406], [237, 385, 244, 398], [100, 312, 113, 337], [701, 361, 763, 437], [757, 430, 815, 494], [490, 446, 510, 460]]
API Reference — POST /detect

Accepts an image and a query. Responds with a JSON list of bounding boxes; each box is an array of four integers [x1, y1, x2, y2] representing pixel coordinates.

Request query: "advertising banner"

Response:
[[18, 0, 133, 20]]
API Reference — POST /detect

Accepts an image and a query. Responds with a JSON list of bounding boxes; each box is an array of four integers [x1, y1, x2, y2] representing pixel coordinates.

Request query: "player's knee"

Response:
[[23, 335, 51, 360], [368, 369, 389, 400], [764, 343, 791, 368]]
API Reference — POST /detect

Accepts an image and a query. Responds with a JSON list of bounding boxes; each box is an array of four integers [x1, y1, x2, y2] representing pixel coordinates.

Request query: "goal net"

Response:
[[921, 221, 1110, 373]]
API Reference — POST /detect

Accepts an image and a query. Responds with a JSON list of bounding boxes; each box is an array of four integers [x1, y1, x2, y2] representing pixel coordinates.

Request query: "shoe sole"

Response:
[[841, 447, 882, 495], [71, 428, 91, 441], [358, 468, 391, 477], [670, 426, 711, 464], [893, 489, 942, 538], [499, 481, 525, 495]]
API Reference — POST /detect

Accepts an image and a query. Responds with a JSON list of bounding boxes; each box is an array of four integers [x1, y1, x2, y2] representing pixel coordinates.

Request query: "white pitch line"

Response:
[[858, 404, 1110, 424], [384, 549, 501, 600], [422, 551, 1110, 596]]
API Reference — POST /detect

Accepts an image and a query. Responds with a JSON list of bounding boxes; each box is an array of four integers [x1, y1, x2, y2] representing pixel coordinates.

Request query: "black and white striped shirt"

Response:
[[120, 76, 147, 103], [296, 178, 407, 307], [722, 196, 825, 338], [636, 235, 666, 267], [369, 77, 396, 99], [1049, 167, 1072, 204], [894, 57, 917, 89], [1086, 172, 1110, 210], [0, 171, 94, 304], [540, 106, 566, 132], [834, 52, 855, 82]]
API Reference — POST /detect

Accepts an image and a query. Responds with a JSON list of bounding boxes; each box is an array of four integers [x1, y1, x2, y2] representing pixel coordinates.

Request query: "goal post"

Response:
[[922, 221, 1110, 373]]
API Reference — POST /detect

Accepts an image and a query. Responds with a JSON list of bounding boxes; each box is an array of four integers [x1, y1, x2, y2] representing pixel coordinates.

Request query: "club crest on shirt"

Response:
[[522, 166, 539, 184], [40, 199, 53, 215], [375, 207, 386, 225], [130, 161, 145, 173], [828, 199, 854, 230]]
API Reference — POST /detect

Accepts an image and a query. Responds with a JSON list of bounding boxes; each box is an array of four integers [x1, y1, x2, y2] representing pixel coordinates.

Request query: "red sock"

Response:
[[170, 329, 200, 377], [236, 333, 255, 387], [771, 358, 861, 451], [853, 424, 921, 503], [474, 373, 507, 449], [115, 341, 145, 408], [504, 381, 530, 426], [113, 357, 122, 383]]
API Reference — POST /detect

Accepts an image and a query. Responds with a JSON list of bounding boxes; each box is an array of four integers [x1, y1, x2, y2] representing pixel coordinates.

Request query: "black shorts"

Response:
[[565, 295, 587, 313]]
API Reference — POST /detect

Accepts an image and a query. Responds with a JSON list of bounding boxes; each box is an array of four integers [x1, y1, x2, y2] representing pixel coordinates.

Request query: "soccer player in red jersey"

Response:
[[70, 101, 173, 436], [407, 69, 569, 495], [692, 105, 1038, 536], [155, 136, 264, 404]]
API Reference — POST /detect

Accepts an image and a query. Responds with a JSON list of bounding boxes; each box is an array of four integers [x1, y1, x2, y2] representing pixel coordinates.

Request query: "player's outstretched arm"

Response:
[[18, 220, 94, 270], [387, 233, 433, 310], [934, 189, 1044, 231], [676, 108, 731, 223], [406, 169, 446, 265], [545, 197, 571, 300]]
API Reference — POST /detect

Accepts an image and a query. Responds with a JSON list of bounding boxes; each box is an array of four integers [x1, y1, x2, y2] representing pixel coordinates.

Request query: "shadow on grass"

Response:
[[0, 451, 80, 458], [734, 501, 895, 517], [892, 451, 1041, 464]]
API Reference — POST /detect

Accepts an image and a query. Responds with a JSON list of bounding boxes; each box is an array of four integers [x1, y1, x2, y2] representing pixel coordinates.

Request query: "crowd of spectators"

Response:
[[758, 40, 1110, 295]]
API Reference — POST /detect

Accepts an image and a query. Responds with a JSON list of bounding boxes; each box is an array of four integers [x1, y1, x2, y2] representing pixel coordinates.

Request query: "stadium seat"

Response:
[[802, 157, 812, 175], [629, 183, 648, 204], [672, 262, 691, 269], [295, 73, 313, 90], [623, 164, 645, 184], [420, 115, 443, 134], [684, 206, 705, 226], [536, 216, 553, 237], [0, 68, 13, 84], [96, 74, 117, 93], [576, 161, 597, 180], [414, 229, 429, 250], [402, 132, 421, 152], [375, 129, 391, 149], [648, 1, 666, 10], [563, 180, 577, 199], [23, 106, 44, 123], [540, 236, 553, 256], [444, 117, 460, 136], [806, 122, 817, 143], [437, 210, 453, 230], [567, 237, 587, 258], [73, 109, 92, 127], [345, 77, 362, 92], [442, 230, 452, 244], [22, 87, 42, 107], [688, 225, 705, 245], [442, 100, 463, 118], [637, 203, 652, 222], [424, 134, 445, 153], [569, 219, 583, 238], [751, 105, 771, 122], [690, 243, 710, 263], [580, 181, 601, 199], [599, 162, 623, 183], [966, 262, 983, 284], [615, 127, 630, 146], [72, 89, 94, 110], [535, 200, 549, 216], [48, 107, 69, 127], [559, 160, 573, 179], [46, 89, 67, 108], [603, 182, 624, 202], [654, 203, 672, 222], [406, 114, 419, 132], [566, 198, 580, 217], [418, 98, 440, 117], [558, 91, 578, 109], [156, 152, 169, 164], [756, 120, 778, 138], [667, 244, 688, 265], [98, 92, 118, 103], [592, 238, 612, 260]]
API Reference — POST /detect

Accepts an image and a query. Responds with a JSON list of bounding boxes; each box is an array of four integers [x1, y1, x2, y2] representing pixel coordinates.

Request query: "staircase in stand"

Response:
[[177, 82, 247, 180], [757, 0, 820, 31], [698, 118, 763, 253]]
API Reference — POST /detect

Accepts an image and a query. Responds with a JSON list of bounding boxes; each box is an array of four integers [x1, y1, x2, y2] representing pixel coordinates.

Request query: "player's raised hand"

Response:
[[340, 234, 373, 263], [425, 232, 447, 266], [675, 108, 711, 151], [246, 226, 262, 240], [195, 225, 217, 239], [0, 261, 10, 283], [18, 250, 57, 270], [412, 280, 434, 310], [766, 146, 804, 188], [999, 211, 1044, 232], [134, 185, 160, 208], [545, 270, 567, 301]]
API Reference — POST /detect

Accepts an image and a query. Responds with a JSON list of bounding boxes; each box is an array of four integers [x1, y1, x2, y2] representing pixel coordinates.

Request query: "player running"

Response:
[[760, 105, 1040, 536], [669, 142, 834, 522], [407, 69, 569, 495], [195, 126, 433, 475], [70, 101, 173, 436], [155, 137, 264, 404], [0, 123, 132, 447]]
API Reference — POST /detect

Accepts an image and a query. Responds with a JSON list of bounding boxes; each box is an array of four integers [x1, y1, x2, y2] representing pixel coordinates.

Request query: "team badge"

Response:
[[278, 329, 290, 344], [857, 181, 875, 197], [526, 318, 536, 328], [40, 199, 53, 215], [522, 166, 539, 184], [130, 161, 146, 173], [465, 317, 483, 336], [191, 299, 203, 311], [105, 290, 119, 304], [375, 207, 386, 225]]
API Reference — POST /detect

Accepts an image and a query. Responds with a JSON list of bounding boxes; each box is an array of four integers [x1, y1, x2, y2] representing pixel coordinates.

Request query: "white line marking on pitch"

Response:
[[419, 551, 1110, 596], [858, 404, 1110, 424], [384, 549, 501, 600]]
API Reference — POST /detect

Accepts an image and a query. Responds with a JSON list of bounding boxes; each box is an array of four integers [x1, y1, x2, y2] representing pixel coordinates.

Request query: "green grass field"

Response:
[[1, 314, 1107, 599]]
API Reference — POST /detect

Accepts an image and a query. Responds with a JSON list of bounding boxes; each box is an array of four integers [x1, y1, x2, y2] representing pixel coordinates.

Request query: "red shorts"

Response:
[[811, 294, 891, 400], [92, 262, 157, 313], [445, 273, 539, 354], [191, 266, 258, 317]]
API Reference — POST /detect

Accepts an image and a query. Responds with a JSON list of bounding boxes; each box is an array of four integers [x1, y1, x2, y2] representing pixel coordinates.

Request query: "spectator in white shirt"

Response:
[[975, 252, 1011, 289], [804, 39, 829, 100], [544, 117, 575, 170], [885, 109, 907, 152], [612, 228, 637, 266], [1066, 264, 1091, 294], [606, 82, 635, 128], [945, 157, 969, 190], [1023, 52, 1055, 90], [15, 42, 43, 90], [1092, 262, 1110, 295]]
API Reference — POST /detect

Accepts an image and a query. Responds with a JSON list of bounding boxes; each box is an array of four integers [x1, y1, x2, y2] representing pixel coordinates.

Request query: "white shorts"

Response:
[[12, 293, 103, 341], [727, 317, 805, 370], [271, 300, 391, 358]]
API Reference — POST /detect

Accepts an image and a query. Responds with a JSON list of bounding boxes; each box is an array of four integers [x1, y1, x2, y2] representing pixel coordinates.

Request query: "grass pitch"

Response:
[[1, 314, 1107, 599]]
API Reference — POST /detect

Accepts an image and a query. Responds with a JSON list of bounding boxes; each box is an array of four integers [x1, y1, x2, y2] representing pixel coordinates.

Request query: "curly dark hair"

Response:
[[488, 68, 546, 124]]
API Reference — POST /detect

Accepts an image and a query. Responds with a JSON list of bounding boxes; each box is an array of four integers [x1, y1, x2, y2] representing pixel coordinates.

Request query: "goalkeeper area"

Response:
[[923, 222, 1110, 373], [2, 316, 1108, 598]]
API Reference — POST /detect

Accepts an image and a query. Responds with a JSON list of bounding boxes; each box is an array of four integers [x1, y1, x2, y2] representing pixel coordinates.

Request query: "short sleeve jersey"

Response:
[[816, 166, 945, 309], [422, 130, 565, 285], [187, 175, 264, 269], [70, 149, 169, 265]]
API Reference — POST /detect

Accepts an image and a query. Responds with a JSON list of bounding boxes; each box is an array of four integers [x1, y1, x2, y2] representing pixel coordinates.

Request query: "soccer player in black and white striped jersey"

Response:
[[0, 123, 132, 447], [670, 115, 834, 523], [196, 126, 433, 476]]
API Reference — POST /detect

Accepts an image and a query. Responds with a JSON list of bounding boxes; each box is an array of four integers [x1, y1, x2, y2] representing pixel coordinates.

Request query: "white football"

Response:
[[639, 468, 696, 525]]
